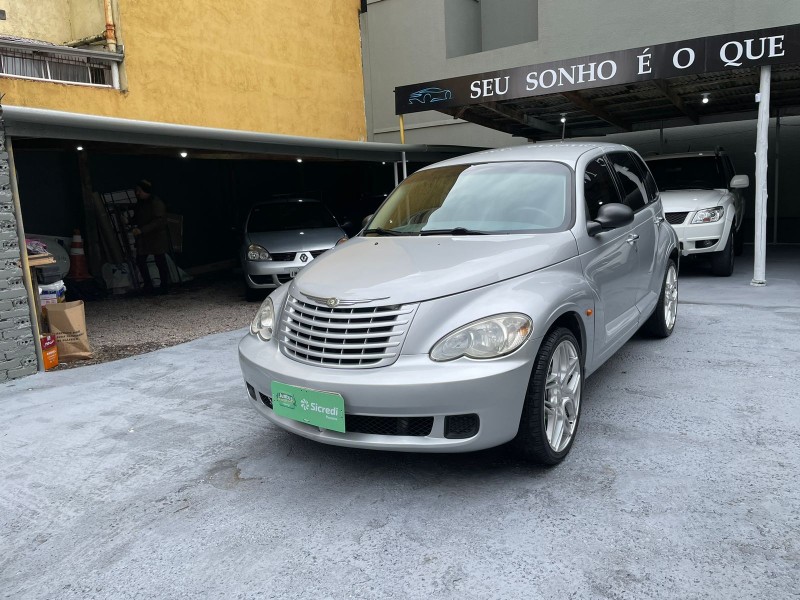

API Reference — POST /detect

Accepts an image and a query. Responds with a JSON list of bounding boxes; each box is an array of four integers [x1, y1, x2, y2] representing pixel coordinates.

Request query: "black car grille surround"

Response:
[[444, 414, 480, 439], [271, 252, 296, 262], [310, 249, 327, 258], [665, 212, 689, 225], [280, 295, 417, 368], [346, 415, 433, 437]]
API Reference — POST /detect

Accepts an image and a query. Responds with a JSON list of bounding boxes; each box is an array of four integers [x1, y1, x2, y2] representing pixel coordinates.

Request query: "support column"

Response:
[[0, 112, 39, 380], [751, 65, 771, 287]]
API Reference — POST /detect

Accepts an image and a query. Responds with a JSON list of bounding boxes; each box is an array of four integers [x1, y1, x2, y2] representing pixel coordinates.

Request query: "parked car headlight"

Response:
[[430, 313, 532, 362], [691, 206, 724, 224], [250, 297, 275, 341], [247, 244, 271, 261]]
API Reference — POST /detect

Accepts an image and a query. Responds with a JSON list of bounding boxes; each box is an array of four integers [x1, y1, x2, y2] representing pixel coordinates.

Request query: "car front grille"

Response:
[[665, 212, 689, 225], [346, 415, 433, 436], [271, 252, 296, 262], [280, 295, 417, 368]]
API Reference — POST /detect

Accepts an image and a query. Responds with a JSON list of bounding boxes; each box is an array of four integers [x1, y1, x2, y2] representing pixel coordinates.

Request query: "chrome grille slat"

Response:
[[280, 295, 418, 368], [288, 311, 410, 330], [288, 320, 404, 339], [288, 298, 414, 320], [284, 330, 401, 351]]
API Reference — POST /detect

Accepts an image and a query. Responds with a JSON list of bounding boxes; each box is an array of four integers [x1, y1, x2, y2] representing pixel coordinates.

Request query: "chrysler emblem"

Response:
[[300, 253, 309, 263], [300, 291, 390, 307]]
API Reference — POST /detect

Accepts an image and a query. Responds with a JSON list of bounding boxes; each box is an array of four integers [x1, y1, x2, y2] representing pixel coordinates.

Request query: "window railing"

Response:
[[0, 38, 122, 88]]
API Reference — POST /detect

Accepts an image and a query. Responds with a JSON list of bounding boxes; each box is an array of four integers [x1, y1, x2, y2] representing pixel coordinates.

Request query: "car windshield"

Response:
[[247, 201, 338, 232], [366, 162, 571, 236], [647, 156, 727, 190]]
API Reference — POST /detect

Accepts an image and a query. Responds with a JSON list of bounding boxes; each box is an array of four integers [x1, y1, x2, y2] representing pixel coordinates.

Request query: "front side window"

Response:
[[247, 201, 337, 232], [583, 157, 622, 221], [607, 152, 647, 212], [366, 162, 571, 235]]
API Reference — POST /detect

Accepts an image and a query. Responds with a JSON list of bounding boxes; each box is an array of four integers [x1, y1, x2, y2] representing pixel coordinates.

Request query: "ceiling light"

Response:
[[702, 93, 710, 104], [76, 145, 84, 151], [180, 151, 188, 158], [296, 158, 303, 163], [560, 114, 566, 123]]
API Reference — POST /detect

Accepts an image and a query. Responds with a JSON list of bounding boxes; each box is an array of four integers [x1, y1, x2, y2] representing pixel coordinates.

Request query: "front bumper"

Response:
[[244, 258, 313, 289], [672, 218, 732, 256], [238, 333, 538, 452]]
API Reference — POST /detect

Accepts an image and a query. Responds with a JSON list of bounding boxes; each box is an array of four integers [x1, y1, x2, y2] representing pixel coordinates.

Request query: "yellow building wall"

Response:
[[0, 0, 367, 141], [0, 0, 72, 43], [70, 0, 106, 42]]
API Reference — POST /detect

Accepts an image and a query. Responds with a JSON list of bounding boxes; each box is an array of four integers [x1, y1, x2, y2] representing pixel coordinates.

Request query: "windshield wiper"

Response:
[[363, 227, 407, 236], [419, 227, 488, 236]]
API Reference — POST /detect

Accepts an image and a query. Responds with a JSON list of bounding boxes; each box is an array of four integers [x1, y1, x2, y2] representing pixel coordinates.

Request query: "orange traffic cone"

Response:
[[67, 229, 92, 280]]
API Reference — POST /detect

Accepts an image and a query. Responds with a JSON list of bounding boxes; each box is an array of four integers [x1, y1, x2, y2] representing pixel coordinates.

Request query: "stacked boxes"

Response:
[[0, 118, 38, 382]]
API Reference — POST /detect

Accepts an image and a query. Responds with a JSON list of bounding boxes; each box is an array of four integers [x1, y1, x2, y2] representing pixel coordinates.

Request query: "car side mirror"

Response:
[[587, 203, 634, 236], [730, 174, 749, 189]]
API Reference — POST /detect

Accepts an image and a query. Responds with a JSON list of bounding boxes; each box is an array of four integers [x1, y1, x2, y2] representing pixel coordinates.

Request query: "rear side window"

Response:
[[583, 157, 622, 221], [629, 152, 659, 203], [607, 151, 647, 212]]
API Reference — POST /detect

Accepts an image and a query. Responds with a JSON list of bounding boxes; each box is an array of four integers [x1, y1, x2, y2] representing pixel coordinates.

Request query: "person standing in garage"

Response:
[[132, 179, 170, 295]]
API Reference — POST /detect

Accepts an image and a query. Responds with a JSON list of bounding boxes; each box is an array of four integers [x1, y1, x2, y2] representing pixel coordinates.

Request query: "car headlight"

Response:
[[247, 244, 271, 261], [430, 313, 532, 362], [691, 206, 724, 224], [250, 297, 275, 341]]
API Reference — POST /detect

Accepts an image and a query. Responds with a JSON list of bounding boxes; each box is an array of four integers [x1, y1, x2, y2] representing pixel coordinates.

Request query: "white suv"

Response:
[[646, 151, 748, 276]]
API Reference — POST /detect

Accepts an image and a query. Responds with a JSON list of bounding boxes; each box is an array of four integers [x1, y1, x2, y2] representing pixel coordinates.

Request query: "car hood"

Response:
[[290, 232, 579, 305], [246, 227, 344, 253], [660, 189, 727, 212]]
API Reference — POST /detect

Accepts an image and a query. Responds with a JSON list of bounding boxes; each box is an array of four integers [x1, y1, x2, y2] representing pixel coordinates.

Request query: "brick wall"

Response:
[[0, 111, 38, 382]]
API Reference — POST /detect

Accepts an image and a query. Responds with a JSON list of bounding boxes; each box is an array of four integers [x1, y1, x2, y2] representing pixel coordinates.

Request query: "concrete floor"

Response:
[[1, 248, 799, 599]]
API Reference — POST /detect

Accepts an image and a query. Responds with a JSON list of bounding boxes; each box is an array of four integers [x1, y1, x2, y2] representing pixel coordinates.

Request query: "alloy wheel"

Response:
[[664, 264, 678, 330], [544, 340, 581, 452]]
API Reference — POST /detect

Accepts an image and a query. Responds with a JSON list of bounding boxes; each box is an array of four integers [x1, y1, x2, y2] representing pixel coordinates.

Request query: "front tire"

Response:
[[710, 230, 735, 277], [512, 328, 583, 465], [644, 259, 678, 338]]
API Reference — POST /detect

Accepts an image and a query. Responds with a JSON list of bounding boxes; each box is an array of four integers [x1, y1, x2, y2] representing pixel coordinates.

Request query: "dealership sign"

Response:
[[395, 23, 800, 115]]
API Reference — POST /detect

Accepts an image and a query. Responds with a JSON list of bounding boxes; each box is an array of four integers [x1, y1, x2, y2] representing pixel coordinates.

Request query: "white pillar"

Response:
[[402, 151, 408, 180], [751, 65, 771, 287]]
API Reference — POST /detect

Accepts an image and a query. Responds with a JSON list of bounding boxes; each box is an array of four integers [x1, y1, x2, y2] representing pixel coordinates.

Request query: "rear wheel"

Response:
[[710, 230, 735, 277], [644, 259, 678, 338], [512, 328, 583, 465]]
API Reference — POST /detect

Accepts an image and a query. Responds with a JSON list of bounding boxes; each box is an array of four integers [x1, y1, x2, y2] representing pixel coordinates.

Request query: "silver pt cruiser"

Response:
[[239, 142, 679, 464]]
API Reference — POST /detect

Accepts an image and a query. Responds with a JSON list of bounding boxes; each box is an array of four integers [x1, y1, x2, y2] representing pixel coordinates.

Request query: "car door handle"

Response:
[[654, 216, 664, 225], [626, 234, 640, 245]]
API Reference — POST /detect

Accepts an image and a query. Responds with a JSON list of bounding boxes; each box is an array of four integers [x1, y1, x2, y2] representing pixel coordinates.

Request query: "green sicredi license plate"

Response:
[[270, 381, 346, 433]]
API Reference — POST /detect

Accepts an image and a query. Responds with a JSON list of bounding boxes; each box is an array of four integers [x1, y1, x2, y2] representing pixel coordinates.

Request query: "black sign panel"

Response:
[[395, 23, 800, 115]]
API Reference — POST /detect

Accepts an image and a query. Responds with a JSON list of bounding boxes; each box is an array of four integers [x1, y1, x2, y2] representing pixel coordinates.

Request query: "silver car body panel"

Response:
[[239, 142, 680, 451]]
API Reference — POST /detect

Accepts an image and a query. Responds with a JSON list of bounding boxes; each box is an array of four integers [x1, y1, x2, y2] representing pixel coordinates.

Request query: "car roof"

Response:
[[645, 151, 725, 161], [420, 142, 637, 170]]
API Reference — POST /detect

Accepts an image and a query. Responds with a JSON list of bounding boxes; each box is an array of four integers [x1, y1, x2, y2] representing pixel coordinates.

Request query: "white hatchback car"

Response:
[[646, 151, 749, 276]]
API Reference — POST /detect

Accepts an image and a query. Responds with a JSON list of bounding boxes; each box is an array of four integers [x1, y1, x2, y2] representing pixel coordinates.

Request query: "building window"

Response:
[[0, 41, 117, 87], [445, 0, 539, 58]]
